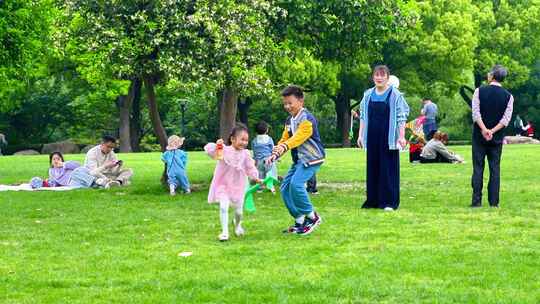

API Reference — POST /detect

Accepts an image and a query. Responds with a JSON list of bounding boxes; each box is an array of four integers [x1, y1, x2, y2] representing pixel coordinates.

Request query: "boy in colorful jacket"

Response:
[[267, 85, 325, 235]]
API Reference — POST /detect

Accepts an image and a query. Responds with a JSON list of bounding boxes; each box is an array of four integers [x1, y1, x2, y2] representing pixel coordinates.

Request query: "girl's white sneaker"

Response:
[[218, 233, 229, 242], [234, 225, 245, 237], [384, 207, 394, 212]]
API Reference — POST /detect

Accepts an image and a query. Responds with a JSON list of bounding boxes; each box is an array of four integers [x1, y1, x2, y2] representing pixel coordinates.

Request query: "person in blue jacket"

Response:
[[357, 65, 409, 211]]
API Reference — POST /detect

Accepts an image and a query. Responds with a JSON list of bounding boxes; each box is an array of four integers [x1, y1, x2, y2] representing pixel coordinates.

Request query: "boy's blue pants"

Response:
[[280, 163, 321, 218]]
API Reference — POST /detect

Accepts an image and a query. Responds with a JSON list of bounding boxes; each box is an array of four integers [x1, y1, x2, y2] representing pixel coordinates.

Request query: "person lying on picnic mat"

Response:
[[48, 152, 97, 188], [0, 152, 97, 191]]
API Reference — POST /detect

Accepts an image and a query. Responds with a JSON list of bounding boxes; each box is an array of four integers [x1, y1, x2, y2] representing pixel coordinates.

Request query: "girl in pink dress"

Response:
[[204, 124, 261, 241]]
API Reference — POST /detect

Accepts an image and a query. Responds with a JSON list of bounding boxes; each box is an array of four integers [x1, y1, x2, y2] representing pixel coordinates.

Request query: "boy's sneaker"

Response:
[[185, 188, 191, 194], [297, 212, 321, 235], [282, 222, 303, 234]]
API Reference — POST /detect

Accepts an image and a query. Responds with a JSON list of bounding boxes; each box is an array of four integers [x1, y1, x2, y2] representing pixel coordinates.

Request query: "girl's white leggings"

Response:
[[220, 198, 243, 235]]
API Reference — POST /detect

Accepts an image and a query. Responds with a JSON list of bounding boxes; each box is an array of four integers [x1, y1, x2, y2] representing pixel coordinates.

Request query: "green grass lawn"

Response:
[[1, 146, 539, 303]]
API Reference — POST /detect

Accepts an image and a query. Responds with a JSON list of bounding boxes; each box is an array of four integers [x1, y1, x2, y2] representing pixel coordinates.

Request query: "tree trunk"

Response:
[[144, 77, 168, 151], [238, 97, 252, 126], [117, 80, 137, 153], [130, 78, 142, 152], [335, 92, 352, 147], [118, 95, 132, 153], [219, 87, 239, 142], [144, 76, 169, 187], [474, 72, 483, 88]]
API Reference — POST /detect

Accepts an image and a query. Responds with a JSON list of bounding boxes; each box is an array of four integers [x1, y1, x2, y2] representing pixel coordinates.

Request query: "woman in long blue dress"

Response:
[[357, 65, 409, 211]]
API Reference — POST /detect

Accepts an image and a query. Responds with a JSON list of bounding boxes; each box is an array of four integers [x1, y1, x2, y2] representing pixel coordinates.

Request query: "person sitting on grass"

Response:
[[48, 152, 97, 188], [84, 135, 133, 188], [420, 131, 464, 163], [161, 135, 191, 196]]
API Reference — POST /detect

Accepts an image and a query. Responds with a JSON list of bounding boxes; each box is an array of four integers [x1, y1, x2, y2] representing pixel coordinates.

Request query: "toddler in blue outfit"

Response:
[[161, 135, 191, 195]]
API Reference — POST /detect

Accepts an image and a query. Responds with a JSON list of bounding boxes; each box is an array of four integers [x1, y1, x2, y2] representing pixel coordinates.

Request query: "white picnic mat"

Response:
[[0, 184, 75, 192]]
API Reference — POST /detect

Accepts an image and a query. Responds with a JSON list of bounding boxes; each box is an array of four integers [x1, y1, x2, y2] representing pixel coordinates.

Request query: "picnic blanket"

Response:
[[0, 184, 75, 192]]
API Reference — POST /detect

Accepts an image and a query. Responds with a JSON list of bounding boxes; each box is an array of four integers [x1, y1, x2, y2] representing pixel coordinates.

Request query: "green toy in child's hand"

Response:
[[244, 176, 280, 212]]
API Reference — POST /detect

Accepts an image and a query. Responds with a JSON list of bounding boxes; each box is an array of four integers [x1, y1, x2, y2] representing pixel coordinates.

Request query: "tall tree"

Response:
[[62, 0, 205, 150], [472, 0, 540, 87], [383, 0, 478, 96], [129, 78, 143, 152], [381, 0, 478, 137], [187, 0, 278, 139], [116, 79, 140, 152], [63, 0, 278, 147], [273, 0, 407, 146]]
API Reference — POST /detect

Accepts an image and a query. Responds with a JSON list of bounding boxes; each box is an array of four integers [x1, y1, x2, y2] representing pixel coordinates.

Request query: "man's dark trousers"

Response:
[[471, 137, 503, 206]]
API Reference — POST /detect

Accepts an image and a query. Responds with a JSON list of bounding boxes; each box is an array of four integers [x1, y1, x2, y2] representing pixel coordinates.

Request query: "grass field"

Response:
[[1, 145, 539, 303]]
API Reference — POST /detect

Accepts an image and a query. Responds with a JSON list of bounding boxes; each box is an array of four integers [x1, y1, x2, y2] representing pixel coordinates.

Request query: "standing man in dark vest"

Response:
[[471, 65, 514, 208]]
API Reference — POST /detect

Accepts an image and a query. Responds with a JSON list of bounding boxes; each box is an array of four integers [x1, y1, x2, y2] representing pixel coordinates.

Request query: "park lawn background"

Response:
[[0, 145, 539, 303]]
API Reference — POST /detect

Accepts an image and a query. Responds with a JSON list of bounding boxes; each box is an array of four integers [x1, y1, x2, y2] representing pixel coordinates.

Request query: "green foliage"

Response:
[[0, 0, 56, 112], [1, 147, 540, 302], [271, 47, 341, 96], [1, 0, 539, 148], [386, 0, 477, 96], [155, 81, 220, 149], [274, 0, 405, 63], [188, 0, 278, 93], [0, 73, 120, 147], [472, 0, 540, 87], [512, 60, 540, 134]]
